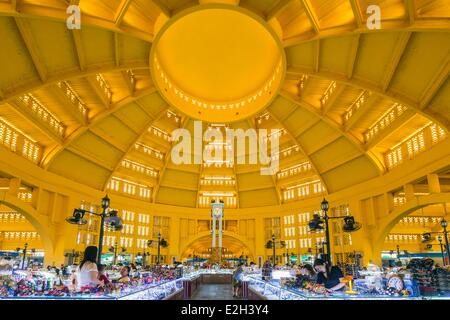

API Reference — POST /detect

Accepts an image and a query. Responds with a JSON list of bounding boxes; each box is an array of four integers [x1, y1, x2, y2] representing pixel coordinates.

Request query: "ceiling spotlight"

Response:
[[104, 210, 123, 231], [342, 216, 362, 232], [421, 233, 434, 243], [66, 209, 87, 225], [308, 214, 324, 232]]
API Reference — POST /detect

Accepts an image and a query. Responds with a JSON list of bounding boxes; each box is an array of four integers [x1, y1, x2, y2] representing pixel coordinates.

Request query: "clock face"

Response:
[[212, 207, 223, 218], [387, 276, 404, 291]]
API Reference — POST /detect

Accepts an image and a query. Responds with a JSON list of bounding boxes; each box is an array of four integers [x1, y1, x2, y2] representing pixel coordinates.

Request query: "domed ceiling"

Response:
[[0, 0, 448, 209]]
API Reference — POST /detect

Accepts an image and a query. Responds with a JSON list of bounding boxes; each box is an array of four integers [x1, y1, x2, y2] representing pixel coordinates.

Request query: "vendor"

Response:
[[299, 264, 317, 282], [313, 258, 345, 292], [118, 266, 131, 283], [75, 246, 101, 290]]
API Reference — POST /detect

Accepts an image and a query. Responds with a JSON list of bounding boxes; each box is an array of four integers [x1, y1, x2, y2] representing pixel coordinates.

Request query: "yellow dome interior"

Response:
[[0, 0, 449, 266]]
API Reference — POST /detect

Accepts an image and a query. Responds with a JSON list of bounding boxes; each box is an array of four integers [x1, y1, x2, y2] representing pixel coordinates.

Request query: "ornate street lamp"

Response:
[[441, 219, 449, 264], [266, 234, 285, 265], [109, 242, 127, 265], [66, 195, 123, 264], [438, 235, 445, 266], [308, 198, 362, 266]]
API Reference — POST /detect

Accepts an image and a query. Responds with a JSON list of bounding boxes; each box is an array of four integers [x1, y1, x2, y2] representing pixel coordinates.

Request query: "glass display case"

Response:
[[244, 275, 441, 300], [0, 278, 184, 300]]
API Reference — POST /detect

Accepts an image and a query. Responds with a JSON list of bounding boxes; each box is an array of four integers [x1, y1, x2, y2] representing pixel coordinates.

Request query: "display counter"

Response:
[[244, 275, 448, 300], [0, 278, 184, 300]]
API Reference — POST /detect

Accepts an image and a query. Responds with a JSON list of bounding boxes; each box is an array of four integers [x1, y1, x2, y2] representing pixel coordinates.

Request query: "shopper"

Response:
[[262, 260, 272, 281], [75, 246, 100, 290], [118, 266, 131, 283], [232, 264, 244, 298], [313, 258, 345, 292]]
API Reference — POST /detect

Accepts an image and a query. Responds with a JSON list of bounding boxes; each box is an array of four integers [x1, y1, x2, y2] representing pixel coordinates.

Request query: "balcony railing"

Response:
[[18, 94, 65, 138], [385, 122, 448, 169], [0, 117, 41, 163]]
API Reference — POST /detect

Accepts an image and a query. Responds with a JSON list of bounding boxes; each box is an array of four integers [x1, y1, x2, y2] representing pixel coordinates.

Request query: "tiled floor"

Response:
[[190, 284, 242, 300]]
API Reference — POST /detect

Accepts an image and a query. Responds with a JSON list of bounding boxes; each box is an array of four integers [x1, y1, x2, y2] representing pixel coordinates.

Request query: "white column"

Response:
[[219, 216, 223, 248], [212, 218, 217, 248]]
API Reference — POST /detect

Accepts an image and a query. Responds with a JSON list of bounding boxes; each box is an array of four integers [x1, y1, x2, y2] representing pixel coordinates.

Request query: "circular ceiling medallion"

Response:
[[150, 4, 286, 123]]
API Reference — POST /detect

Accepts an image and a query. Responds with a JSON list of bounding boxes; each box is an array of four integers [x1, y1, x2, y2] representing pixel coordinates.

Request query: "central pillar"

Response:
[[212, 218, 217, 248]]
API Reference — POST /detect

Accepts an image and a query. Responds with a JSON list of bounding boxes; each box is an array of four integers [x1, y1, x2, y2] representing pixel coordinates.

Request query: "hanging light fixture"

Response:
[[308, 214, 324, 232], [342, 216, 362, 232], [66, 209, 87, 225]]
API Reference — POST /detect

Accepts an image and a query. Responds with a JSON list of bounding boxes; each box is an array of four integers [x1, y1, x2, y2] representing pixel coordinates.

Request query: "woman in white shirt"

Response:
[[75, 246, 101, 290]]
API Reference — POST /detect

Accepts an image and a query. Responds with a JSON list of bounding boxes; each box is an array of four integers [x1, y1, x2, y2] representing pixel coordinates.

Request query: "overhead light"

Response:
[[342, 216, 362, 232], [104, 210, 123, 231], [421, 233, 434, 243], [308, 214, 324, 232], [66, 209, 87, 225]]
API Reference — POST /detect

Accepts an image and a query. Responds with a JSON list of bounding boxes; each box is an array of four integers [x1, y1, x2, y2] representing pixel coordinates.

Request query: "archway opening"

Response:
[[380, 202, 450, 268], [181, 234, 254, 264], [0, 203, 46, 268]]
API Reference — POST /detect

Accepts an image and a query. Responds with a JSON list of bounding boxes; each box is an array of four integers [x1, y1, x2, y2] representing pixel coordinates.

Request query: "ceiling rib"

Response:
[[89, 127, 129, 153], [381, 32, 412, 92], [14, 17, 47, 82], [282, 19, 449, 48], [266, 0, 294, 21], [249, 118, 280, 206], [405, 0, 416, 25], [321, 84, 345, 116], [0, 3, 153, 42], [349, 0, 363, 28], [51, 84, 88, 126], [152, 116, 188, 203], [286, 67, 450, 131], [151, 0, 172, 18], [0, 63, 149, 105], [300, 0, 320, 34], [66, 145, 114, 171], [343, 93, 377, 131], [115, 0, 134, 26], [419, 56, 450, 110], [347, 34, 361, 79], [279, 90, 384, 173], [265, 109, 330, 194], [364, 110, 416, 151], [42, 86, 157, 169], [7, 101, 64, 145], [102, 107, 168, 192], [72, 29, 87, 71], [86, 76, 112, 109]]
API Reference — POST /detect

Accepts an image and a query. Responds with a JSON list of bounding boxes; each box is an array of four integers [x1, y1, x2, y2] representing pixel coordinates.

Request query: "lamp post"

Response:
[[272, 234, 276, 265], [19, 243, 28, 270], [109, 243, 126, 265], [321, 199, 332, 265], [438, 235, 445, 266], [66, 195, 123, 265], [64, 250, 79, 265], [309, 199, 362, 267], [441, 219, 449, 264]]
